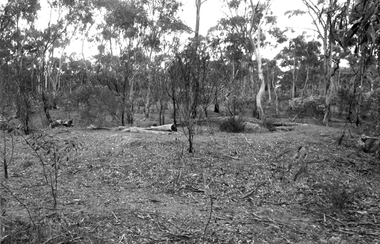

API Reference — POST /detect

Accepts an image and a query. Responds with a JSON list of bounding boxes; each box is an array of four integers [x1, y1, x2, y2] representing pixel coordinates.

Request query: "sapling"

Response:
[[23, 133, 81, 210]]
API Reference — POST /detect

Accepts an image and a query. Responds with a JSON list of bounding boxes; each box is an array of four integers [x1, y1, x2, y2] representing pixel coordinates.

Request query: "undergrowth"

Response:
[[219, 116, 246, 133]]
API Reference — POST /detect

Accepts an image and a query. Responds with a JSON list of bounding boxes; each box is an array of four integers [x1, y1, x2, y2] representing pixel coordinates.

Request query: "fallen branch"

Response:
[[87, 124, 110, 130], [202, 194, 213, 244], [147, 124, 177, 132], [242, 135, 252, 146], [1, 183, 35, 226], [122, 124, 177, 134], [50, 119, 73, 128], [122, 127, 171, 134], [223, 154, 240, 160], [241, 182, 265, 199]]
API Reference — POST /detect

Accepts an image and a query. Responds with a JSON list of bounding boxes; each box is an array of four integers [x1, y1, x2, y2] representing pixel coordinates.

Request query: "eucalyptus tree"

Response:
[[277, 35, 306, 100], [168, 41, 209, 153], [300, 40, 322, 96], [93, 0, 186, 125], [142, 0, 187, 119], [92, 0, 148, 125], [0, 0, 41, 133], [26, 0, 96, 124], [295, 0, 352, 125], [210, 0, 282, 120], [338, 0, 380, 129], [208, 25, 253, 116], [277, 35, 322, 99], [262, 59, 283, 114]]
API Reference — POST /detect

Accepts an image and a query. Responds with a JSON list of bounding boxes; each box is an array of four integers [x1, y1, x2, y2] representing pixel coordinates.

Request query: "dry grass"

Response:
[[1, 123, 380, 243]]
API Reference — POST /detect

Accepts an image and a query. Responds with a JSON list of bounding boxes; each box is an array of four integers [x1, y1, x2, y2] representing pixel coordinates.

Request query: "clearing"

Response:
[[1, 123, 380, 243]]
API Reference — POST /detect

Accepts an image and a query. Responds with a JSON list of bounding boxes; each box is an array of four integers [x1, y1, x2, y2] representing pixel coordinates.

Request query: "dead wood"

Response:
[[120, 123, 177, 134], [50, 119, 73, 128], [122, 127, 171, 134], [146, 123, 177, 132], [359, 135, 380, 155], [274, 126, 295, 131], [86, 124, 110, 130]]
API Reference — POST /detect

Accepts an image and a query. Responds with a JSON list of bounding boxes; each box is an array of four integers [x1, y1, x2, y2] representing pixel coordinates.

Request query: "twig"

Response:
[[242, 135, 252, 146], [1, 235, 9, 243], [42, 235, 63, 244], [361, 135, 380, 140], [112, 211, 119, 222], [1, 183, 35, 226], [241, 182, 265, 199], [202, 171, 213, 244], [223, 154, 240, 160], [202, 194, 213, 244]]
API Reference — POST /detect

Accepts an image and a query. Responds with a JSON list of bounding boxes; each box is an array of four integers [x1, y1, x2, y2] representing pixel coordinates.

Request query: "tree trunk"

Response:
[[121, 96, 126, 126], [267, 78, 272, 104], [274, 86, 279, 115], [127, 76, 135, 125], [249, 0, 267, 121], [322, 5, 335, 125], [172, 98, 177, 126], [292, 48, 296, 100], [301, 66, 310, 97], [2, 134, 8, 179], [158, 100, 165, 125], [144, 84, 151, 119], [214, 89, 220, 113], [251, 34, 265, 120], [187, 126, 194, 153], [195, 0, 201, 47], [42, 90, 52, 124], [272, 71, 279, 115], [255, 59, 266, 120], [323, 58, 338, 125]]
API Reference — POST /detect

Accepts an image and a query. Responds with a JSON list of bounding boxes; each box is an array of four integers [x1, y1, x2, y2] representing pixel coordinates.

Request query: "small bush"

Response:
[[322, 181, 362, 210], [288, 96, 325, 119], [220, 116, 246, 133]]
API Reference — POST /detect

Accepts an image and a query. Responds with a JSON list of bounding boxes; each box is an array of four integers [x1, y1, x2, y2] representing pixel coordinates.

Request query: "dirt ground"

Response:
[[1, 122, 380, 243]]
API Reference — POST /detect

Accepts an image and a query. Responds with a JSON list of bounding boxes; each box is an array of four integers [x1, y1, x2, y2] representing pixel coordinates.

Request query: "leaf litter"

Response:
[[1, 124, 379, 243]]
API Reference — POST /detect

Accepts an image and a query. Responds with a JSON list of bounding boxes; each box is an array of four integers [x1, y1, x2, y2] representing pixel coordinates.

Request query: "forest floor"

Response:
[[1, 120, 380, 243]]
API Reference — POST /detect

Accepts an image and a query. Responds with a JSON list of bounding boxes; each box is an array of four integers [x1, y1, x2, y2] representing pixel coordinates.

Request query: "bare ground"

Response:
[[1, 123, 380, 243]]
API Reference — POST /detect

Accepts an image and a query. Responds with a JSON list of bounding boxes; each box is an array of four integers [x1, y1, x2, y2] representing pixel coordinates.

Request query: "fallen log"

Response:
[[87, 124, 110, 130], [121, 124, 177, 134], [50, 119, 73, 128], [360, 135, 380, 155], [147, 123, 177, 132], [122, 127, 171, 134], [275, 126, 295, 131]]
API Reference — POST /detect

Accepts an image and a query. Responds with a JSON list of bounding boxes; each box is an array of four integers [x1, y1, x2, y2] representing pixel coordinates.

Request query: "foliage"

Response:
[[219, 116, 246, 133], [321, 180, 363, 211], [277, 35, 322, 98], [65, 84, 119, 126], [23, 132, 81, 210], [169, 42, 210, 152], [289, 96, 325, 119]]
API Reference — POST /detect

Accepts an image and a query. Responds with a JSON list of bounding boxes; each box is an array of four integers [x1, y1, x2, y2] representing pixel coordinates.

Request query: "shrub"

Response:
[[322, 181, 362, 210], [288, 96, 325, 119], [220, 116, 246, 133]]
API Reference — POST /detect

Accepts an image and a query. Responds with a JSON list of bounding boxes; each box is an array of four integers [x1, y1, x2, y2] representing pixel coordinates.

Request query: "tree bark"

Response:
[[255, 53, 266, 120], [292, 46, 296, 100], [144, 83, 151, 119], [127, 76, 135, 125], [301, 66, 310, 97], [249, 0, 267, 120]]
